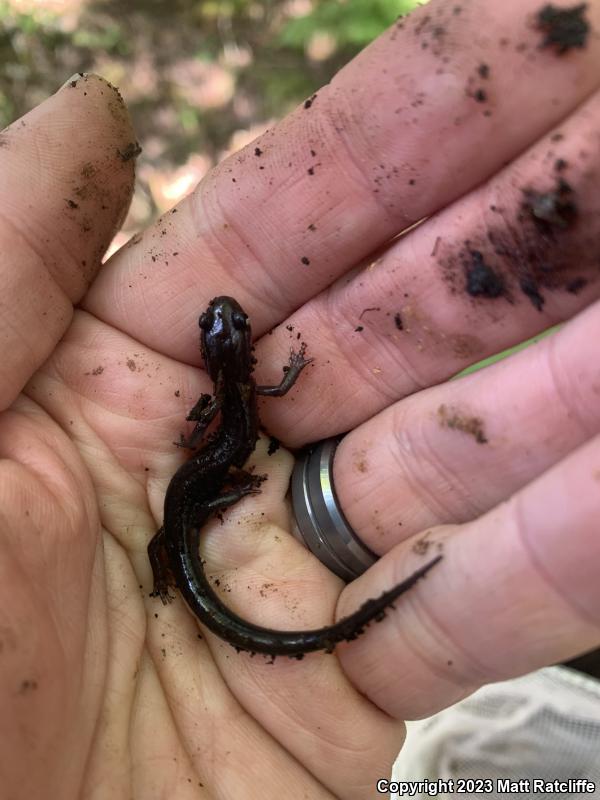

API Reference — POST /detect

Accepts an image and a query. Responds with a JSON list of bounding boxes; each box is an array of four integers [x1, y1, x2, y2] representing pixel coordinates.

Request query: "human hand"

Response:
[[0, 74, 409, 800], [2, 0, 600, 797]]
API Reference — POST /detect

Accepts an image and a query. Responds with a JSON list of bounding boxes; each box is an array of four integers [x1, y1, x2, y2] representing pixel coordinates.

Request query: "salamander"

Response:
[[148, 296, 441, 659]]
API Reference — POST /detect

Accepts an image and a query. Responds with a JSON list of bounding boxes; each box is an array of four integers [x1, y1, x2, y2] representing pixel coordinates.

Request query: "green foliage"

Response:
[[279, 0, 418, 49], [71, 24, 129, 55], [0, 0, 423, 134]]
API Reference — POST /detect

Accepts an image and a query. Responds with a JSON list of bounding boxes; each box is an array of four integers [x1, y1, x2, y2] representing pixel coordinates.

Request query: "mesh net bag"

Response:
[[392, 667, 600, 798]]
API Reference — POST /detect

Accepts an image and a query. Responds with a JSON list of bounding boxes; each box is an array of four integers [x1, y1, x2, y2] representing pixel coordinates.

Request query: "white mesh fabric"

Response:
[[392, 667, 600, 798]]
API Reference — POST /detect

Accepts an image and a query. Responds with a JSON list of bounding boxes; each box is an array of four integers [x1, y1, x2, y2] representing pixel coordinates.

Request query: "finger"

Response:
[[86, 0, 600, 364], [0, 73, 136, 410], [334, 297, 600, 549], [336, 434, 600, 720], [257, 85, 600, 442]]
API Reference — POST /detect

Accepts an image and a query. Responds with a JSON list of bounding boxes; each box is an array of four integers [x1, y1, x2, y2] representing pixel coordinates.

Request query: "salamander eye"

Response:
[[231, 310, 248, 330], [198, 311, 212, 330]]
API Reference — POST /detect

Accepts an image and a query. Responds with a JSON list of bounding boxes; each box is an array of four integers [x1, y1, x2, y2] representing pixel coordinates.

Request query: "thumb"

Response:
[[0, 73, 137, 409]]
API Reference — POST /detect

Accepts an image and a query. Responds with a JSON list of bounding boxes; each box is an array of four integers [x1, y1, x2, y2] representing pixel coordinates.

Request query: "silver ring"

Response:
[[290, 437, 378, 582]]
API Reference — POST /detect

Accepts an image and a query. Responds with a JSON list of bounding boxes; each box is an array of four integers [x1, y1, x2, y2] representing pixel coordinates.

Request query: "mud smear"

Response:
[[438, 404, 488, 444], [438, 155, 598, 312]]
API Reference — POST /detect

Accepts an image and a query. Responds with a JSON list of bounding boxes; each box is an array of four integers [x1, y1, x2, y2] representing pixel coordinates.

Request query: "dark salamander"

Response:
[[148, 296, 441, 659]]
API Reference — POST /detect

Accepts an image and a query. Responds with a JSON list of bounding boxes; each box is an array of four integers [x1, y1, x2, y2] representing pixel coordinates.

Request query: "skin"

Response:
[[1, 1, 600, 797]]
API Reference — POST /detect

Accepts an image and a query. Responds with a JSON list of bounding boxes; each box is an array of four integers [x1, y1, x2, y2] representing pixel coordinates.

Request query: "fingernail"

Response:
[[59, 72, 88, 91]]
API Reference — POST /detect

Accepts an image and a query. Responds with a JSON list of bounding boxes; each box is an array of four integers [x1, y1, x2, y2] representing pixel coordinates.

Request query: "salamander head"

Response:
[[199, 296, 253, 382]]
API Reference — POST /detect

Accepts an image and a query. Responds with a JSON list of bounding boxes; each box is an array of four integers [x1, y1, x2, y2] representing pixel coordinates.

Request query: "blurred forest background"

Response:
[[0, 0, 419, 250]]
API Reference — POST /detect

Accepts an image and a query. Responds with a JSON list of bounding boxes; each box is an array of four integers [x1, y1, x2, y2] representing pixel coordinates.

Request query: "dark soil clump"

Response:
[[536, 4, 590, 54], [522, 178, 578, 230], [465, 250, 506, 299]]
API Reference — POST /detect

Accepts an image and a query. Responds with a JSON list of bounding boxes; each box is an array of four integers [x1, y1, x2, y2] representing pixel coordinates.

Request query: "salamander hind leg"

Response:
[[204, 472, 267, 514], [224, 467, 266, 491], [148, 526, 177, 604]]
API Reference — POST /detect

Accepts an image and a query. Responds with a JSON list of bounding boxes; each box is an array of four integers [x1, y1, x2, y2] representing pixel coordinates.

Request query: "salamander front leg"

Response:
[[174, 392, 221, 449], [148, 526, 177, 604], [256, 343, 312, 397]]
